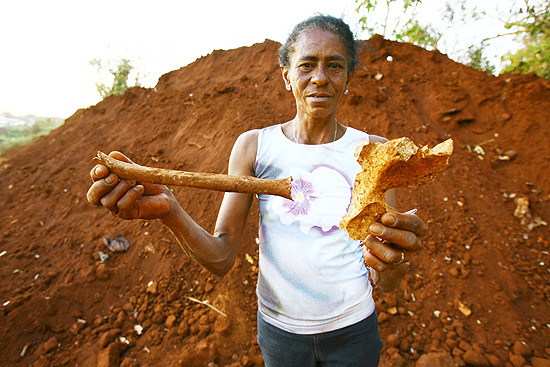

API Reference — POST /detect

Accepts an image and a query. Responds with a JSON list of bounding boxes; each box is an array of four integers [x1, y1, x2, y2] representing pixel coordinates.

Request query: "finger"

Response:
[[90, 164, 109, 182], [381, 211, 429, 237], [108, 151, 163, 194], [362, 244, 391, 272], [116, 185, 144, 219], [99, 179, 137, 212], [369, 222, 422, 253], [363, 234, 406, 266], [108, 151, 134, 164], [86, 173, 120, 205]]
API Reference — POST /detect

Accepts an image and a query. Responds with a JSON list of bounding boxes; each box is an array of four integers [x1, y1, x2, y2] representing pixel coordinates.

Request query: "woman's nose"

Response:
[[311, 66, 329, 85]]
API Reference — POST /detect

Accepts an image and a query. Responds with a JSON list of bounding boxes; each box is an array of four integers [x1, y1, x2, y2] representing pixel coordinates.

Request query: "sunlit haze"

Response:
[[0, 0, 517, 118]]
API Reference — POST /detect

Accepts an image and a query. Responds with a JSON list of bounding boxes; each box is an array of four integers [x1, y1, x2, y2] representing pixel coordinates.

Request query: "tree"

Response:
[[89, 58, 141, 99], [355, 0, 550, 79], [355, 0, 440, 49], [499, 1, 549, 79]]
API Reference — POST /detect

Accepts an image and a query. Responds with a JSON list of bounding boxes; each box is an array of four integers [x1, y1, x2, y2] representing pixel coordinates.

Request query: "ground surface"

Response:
[[0, 36, 549, 367]]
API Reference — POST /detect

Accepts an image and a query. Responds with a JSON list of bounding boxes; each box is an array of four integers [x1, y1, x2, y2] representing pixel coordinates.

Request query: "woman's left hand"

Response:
[[361, 210, 428, 288]]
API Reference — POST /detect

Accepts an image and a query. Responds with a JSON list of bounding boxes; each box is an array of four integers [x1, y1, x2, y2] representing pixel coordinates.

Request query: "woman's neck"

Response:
[[289, 116, 340, 145]]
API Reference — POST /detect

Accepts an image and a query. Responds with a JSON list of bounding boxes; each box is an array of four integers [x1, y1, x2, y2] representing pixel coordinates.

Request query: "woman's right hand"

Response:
[[86, 151, 173, 220]]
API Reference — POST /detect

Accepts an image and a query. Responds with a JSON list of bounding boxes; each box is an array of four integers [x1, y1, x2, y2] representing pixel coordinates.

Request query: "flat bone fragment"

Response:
[[339, 137, 453, 240]]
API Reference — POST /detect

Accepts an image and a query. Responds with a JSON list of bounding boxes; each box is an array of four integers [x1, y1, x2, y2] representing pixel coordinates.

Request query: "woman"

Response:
[[87, 15, 427, 367]]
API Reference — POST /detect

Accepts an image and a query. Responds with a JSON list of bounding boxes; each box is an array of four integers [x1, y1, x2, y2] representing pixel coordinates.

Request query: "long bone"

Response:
[[93, 152, 293, 200]]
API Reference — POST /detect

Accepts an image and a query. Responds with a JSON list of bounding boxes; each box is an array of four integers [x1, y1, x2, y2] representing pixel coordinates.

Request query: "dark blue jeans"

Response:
[[257, 312, 383, 367]]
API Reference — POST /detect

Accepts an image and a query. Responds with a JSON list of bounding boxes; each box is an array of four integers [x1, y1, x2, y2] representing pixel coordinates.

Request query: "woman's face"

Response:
[[282, 29, 351, 120]]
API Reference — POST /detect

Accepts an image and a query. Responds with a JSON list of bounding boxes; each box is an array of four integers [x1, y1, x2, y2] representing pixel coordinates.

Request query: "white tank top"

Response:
[[254, 124, 376, 334]]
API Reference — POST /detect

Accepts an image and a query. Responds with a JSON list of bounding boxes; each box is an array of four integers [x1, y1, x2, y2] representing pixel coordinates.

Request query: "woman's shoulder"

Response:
[[343, 126, 387, 144], [368, 134, 389, 144]]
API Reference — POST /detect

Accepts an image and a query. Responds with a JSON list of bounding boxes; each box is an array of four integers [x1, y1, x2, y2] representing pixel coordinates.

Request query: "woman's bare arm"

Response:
[[159, 130, 259, 276]]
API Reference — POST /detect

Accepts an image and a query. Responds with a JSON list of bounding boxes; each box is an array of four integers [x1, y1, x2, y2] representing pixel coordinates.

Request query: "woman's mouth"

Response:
[[307, 93, 332, 102]]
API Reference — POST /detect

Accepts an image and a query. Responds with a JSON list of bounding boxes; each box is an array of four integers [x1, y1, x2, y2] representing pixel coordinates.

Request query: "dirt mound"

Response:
[[1, 36, 549, 367]]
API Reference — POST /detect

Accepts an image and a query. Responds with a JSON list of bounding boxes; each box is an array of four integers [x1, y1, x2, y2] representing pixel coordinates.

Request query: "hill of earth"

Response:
[[1, 36, 549, 367]]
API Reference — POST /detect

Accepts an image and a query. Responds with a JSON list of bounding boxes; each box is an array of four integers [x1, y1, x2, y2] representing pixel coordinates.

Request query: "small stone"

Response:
[[146, 281, 158, 294], [42, 337, 59, 353], [463, 350, 489, 366], [99, 329, 121, 349], [486, 354, 500, 366], [122, 303, 134, 312], [177, 321, 190, 336], [509, 354, 527, 367], [96, 263, 110, 280], [165, 315, 176, 328], [531, 357, 550, 367], [416, 352, 454, 367], [512, 340, 533, 357], [377, 312, 390, 323], [120, 358, 140, 367], [387, 333, 400, 347], [214, 316, 231, 336], [152, 313, 165, 324], [97, 343, 120, 367]]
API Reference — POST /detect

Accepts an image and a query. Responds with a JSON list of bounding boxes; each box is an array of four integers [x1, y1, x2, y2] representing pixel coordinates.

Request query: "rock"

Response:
[[386, 333, 400, 347], [485, 354, 501, 366], [377, 312, 390, 323], [122, 303, 134, 312], [152, 313, 165, 324], [97, 343, 120, 367], [463, 350, 489, 366], [146, 281, 158, 294], [513, 340, 534, 358], [531, 357, 550, 367], [96, 263, 110, 280], [509, 353, 527, 367], [41, 336, 59, 354], [99, 329, 121, 349], [445, 338, 458, 349], [416, 352, 455, 367], [390, 352, 405, 366], [165, 315, 176, 328], [214, 316, 231, 336], [120, 358, 140, 367]]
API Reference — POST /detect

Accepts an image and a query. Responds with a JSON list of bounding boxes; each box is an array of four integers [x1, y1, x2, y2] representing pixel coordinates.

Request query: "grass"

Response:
[[0, 116, 64, 154]]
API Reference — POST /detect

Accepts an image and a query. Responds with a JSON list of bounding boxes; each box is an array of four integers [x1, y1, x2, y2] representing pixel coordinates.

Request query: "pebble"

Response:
[[165, 314, 176, 328], [386, 333, 400, 347], [97, 343, 120, 367], [146, 281, 158, 294], [463, 350, 490, 366], [509, 353, 527, 367], [41, 336, 59, 354], [377, 312, 390, 323], [120, 358, 140, 367], [95, 263, 110, 280], [214, 316, 231, 336], [513, 340, 534, 357], [99, 329, 121, 349], [416, 352, 455, 367], [531, 357, 550, 367]]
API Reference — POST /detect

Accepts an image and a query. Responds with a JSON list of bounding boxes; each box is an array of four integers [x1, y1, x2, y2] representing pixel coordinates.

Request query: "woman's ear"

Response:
[[281, 66, 291, 90]]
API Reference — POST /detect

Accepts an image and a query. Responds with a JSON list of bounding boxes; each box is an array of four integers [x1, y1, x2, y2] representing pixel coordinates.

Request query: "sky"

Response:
[[0, 0, 519, 119]]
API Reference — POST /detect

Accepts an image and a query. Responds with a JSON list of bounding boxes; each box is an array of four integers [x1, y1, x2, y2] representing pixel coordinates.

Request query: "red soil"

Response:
[[1, 36, 549, 367]]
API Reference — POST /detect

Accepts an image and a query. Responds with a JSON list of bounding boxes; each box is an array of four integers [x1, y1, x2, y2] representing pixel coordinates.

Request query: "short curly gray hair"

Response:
[[279, 15, 358, 74]]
